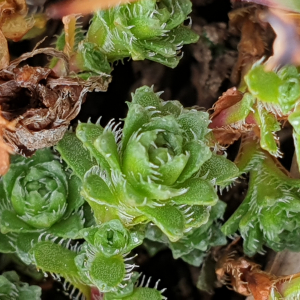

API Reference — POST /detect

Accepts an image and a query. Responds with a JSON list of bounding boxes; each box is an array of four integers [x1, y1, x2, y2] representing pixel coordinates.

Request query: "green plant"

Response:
[[51, 0, 199, 77], [0, 271, 41, 300], [4, 1, 300, 299], [0, 85, 238, 299]]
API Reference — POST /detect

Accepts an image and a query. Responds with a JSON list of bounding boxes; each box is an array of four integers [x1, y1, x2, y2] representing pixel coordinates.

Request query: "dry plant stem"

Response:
[[246, 152, 300, 300]]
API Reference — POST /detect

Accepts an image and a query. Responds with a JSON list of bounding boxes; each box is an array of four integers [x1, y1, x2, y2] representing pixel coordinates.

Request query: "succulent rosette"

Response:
[[0, 148, 85, 238], [57, 86, 238, 243], [222, 137, 300, 256], [74, 220, 143, 293], [30, 220, 163, 299], [0, 271, 41, 300], [51, 0, 199, 77]]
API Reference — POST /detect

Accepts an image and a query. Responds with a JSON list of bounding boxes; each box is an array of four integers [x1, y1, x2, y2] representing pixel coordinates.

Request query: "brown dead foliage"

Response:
[[0, 0, 34, 42], [215, 240, 276, 300], [0, 108, 16, 175], [0, 48, 110, 159], [215, 239, 300, 300], [229, 4, 274, 85]]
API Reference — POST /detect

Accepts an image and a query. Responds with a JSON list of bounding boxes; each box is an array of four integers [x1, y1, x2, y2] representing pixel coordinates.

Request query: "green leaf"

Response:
[[177, 140, 212, 183], [131, 86, 162, 110], [199, 153, 239, 187], [177, 110, 210, 141], [122, 103, 151, 151], [89, 254, 125, 293], [0, 232, 15, 253], [173, 178, 218, 206], [94, 130, 121, 171], [76, 122, 110, 171], [139, 205, 185, 242], [56, 132, 97, 180], [0, 271, 42, 300], [245, 64, 282, 103], [122, 287, 164, 300]]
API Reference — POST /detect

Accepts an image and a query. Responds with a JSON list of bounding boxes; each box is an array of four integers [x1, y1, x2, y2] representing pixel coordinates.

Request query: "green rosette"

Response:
[[57, 86, 238, 243], [0, 148, 85, 240], [222, 138, 300, 256]]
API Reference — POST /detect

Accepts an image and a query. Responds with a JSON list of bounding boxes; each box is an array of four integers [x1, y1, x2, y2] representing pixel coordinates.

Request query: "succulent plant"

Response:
[[0, 148, 85, 236], [51, 0, 199, 77], [145, 200, 227, 266], [222, 136, 300, 256], [0, 86, 239, 299], [0, 271, 41, 300], [57, 85, 238, 243]]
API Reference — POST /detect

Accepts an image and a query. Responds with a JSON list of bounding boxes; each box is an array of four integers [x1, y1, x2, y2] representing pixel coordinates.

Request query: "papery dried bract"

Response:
[[0, 48, 109, 156], [0, 0, 34, 42]]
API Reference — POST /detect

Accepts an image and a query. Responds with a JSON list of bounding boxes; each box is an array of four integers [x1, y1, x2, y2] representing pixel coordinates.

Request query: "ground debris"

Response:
[[0, 48, 110, 157]]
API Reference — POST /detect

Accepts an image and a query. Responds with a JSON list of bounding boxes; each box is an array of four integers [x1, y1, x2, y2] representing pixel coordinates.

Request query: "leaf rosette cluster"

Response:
[[52, 0, 199, 76], [75, 220, 143, 293], [0, 148, 85, 238], [0, 271, 41, 300], [30, 220, 164, 299], [223, 137, 300, 256], [57, 85, 238, 243]]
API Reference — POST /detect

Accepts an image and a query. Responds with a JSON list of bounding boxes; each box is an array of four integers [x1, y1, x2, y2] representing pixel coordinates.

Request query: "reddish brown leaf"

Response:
[[209, 88, 256, 145], [0, 111, 16, 175], [229, 5, 272, 85], [246, 272, 274, 300], [211, 87, 243, 119]]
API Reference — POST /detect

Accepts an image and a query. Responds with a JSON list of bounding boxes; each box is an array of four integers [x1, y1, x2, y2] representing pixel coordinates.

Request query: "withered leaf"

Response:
[[62, 14, 79, 58], [215, 239, 300, 300], [0, 48, 110, 156], [229, 5, 272, 85], [0, 30, 9, 70], [0, 0, 34, 42], [211, 87, 243, 119], [215, 240, 275, 299], [0, 112, 16, 175]]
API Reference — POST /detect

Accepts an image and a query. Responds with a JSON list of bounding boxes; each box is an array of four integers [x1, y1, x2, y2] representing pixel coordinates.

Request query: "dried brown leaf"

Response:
[[211, 87, 243, 119], [0, 48, 110, 156], [209, 88, 255, 145], [1, 13, 34, 41], [0, 30, 9, 69], [0, 0, 35, 42], [229, 5, 272, 84], [0, 110, 16, 175], [215, 240, 276, 299], [62, 14, 78, 57]]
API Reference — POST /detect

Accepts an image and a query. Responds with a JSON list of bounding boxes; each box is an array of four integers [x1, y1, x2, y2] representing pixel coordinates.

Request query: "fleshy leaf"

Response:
[[56, 132, 97, 180]]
